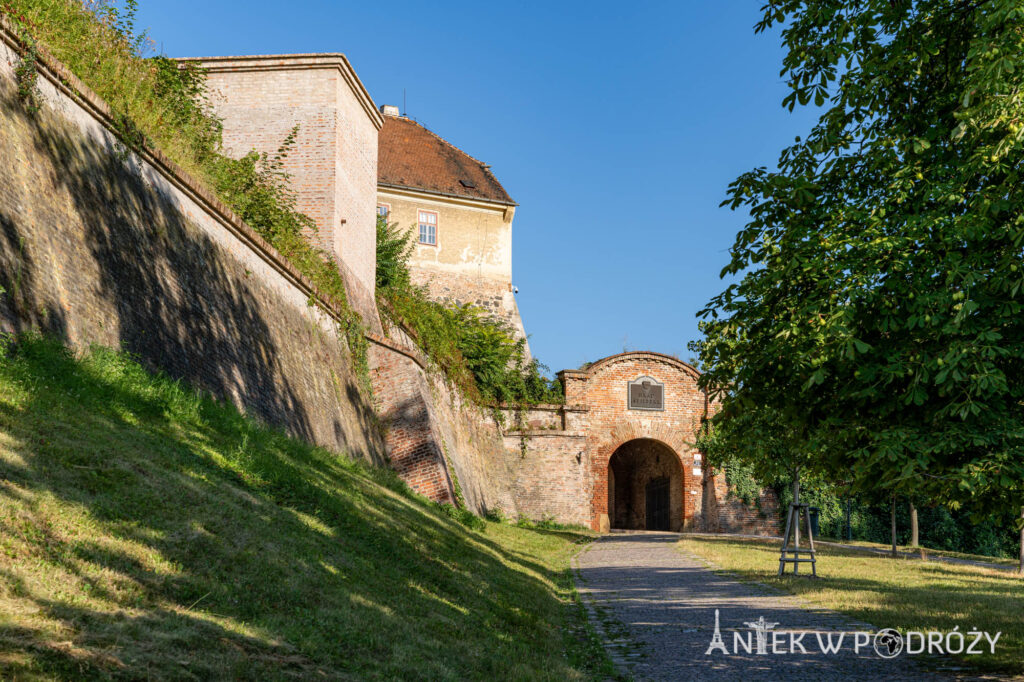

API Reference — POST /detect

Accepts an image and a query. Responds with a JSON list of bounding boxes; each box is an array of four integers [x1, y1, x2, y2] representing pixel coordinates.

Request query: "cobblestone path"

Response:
[[575, 533, 961, 681]]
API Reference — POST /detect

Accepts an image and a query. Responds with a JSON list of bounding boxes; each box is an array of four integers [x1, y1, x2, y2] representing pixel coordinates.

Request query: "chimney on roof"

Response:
[[380, 104, 400, 116]]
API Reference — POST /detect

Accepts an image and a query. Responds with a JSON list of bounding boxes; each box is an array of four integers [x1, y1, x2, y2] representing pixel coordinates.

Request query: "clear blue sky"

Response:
[[136, 1, 817, 374]]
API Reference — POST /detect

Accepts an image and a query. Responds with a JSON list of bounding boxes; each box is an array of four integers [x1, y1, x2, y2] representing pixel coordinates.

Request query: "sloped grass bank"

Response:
[[681, 536, 1024, 674], [0, 335, 603, 679]]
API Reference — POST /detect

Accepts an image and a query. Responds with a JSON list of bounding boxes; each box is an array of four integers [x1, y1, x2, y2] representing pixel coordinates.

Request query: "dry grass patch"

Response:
[[681, 535, 1024, 674]]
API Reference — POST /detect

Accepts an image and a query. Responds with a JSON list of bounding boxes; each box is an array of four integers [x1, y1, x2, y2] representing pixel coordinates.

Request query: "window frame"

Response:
[[376, 203, 391, 219], [417, 209, 438, 246]]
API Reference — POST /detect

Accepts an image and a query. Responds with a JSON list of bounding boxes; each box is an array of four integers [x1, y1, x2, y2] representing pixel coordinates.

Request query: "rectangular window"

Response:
[[418, 210, 438, 245], [376, 204, 390, 218]]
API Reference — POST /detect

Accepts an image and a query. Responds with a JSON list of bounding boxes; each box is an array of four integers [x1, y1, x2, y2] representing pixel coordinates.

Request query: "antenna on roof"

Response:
[[403, 88, 406, 117]]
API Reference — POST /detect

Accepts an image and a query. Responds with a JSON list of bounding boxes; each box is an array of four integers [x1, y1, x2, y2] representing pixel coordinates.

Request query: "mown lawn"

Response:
[[680, 535, 1024, 674], [815, 536, 1019, 568], [0, 335, 609, 680]]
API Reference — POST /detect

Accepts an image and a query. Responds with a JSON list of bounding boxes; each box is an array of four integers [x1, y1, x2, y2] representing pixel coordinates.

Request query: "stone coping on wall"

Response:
[[364, 332, 427, 369], [557, 351, 702, 378], [502, 431, 587, 439], [496, 403, 589, 412], [177, 53, 384, 131], [0, 17, 424, 365]]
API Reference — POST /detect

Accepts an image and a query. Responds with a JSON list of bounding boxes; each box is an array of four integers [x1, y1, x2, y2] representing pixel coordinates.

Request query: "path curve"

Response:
[[575, 533, 951, 681]]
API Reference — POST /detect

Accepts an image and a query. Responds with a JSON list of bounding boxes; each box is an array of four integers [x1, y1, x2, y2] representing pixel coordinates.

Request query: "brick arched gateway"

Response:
[[567, 352, 707, 532], [607, 438, 685, 531], [501, 351, 778, 535]]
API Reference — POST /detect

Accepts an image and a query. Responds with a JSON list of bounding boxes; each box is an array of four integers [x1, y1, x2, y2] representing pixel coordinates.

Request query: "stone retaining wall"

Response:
[[0, 21, 384, 463]]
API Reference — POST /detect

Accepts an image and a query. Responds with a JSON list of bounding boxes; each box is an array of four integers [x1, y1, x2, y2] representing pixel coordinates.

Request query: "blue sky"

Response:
[[136, 1, 818, 374]]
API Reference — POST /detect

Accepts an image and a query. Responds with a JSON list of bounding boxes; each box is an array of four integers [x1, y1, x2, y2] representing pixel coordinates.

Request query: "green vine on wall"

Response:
[[516, 405, 528, 459], [723, 457, 762, 507], [695, 420, 772, 512], [0, 1, 375, 396], [5, 9, 42, 114], [375, 215, 563, 408], [441, 443, 466, 509]]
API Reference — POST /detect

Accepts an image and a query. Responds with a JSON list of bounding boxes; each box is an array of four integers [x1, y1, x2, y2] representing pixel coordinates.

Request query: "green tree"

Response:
[[692, 0, 1024, 520]]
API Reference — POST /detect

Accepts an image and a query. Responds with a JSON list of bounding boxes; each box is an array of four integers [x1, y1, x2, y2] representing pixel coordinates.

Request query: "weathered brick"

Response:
[[501, 352, 779, 534]]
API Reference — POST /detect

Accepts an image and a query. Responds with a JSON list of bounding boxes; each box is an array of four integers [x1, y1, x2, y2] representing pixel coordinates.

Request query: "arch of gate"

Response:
[[608, 438, 684, 531], [559, 351, 711, 532]]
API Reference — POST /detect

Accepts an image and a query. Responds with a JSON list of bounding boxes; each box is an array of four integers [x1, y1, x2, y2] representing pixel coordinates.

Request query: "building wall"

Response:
[[368, 324, 520, 514], [705, 472, 782, 535], [192, 55, 383, 329], [502, 431, 589, 525], [574, 354, 706, 531], [499, 352, 780, 535], [378, 188, 528, 343], [0, 33, 385, 464]]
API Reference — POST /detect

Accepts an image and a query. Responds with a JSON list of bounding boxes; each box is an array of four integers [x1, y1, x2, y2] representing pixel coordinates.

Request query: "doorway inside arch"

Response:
[[608, 439, 683, 531]]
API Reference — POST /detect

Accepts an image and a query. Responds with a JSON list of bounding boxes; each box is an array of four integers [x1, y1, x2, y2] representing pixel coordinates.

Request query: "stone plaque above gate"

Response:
[[628, 376, 665, 411]]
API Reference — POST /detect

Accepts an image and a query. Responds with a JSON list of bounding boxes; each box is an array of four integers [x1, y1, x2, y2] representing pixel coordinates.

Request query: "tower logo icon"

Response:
[[704, 609, 729, 655]]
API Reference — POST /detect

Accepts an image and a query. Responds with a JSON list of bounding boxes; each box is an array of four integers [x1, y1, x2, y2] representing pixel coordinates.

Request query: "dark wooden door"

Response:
[[645, 477, 670, 531]]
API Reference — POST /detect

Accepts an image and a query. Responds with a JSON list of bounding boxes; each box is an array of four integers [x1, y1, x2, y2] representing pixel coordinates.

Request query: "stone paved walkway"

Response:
[[575, 533, 965, 681]]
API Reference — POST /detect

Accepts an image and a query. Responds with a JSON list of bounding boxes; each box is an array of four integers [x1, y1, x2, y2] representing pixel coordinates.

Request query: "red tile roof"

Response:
[[377, 115, 516, 206]]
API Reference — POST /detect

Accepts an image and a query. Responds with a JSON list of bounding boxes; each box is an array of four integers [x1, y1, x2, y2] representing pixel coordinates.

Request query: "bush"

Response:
[[484, 506, 508, 524], [514, 516, 589, 532], [434, 501, 485, 531], [375, 215, 562, 406]]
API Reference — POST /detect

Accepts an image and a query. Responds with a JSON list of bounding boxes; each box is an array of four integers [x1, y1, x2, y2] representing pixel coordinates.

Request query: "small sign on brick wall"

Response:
[[627, 376, 665, 411]]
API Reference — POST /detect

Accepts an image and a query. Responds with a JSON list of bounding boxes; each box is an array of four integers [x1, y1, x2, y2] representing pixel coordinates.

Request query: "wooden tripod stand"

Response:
[[778, 502, 817, 576]]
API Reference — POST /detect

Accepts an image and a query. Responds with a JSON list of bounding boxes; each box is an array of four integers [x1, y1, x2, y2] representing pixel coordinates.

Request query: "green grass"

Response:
[[2, 0, 212, 186], [0, 334, 607, 679], [681, 535, 1024, 674], [815, 536, 1019, 567]]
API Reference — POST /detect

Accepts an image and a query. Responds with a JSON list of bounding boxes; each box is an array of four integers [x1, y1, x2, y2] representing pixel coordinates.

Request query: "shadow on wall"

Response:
[[702, 475, 722, 533], [0, 81, 382, 465], [700, 471, 781, 536], [0, 208, 68, 339]]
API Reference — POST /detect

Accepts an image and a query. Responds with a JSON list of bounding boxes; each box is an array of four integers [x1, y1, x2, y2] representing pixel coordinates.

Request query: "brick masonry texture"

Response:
[[503, 352, 780, 534], [190, 55, 384, 331], [503, 430, 589, 525], [368, 324, 519, 513], [0, 29, 384, 465], [0, 26, 519, 516]]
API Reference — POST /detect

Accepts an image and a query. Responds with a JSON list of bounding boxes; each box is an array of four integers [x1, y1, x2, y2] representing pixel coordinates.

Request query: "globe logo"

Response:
[[873, 629, 904, 658]]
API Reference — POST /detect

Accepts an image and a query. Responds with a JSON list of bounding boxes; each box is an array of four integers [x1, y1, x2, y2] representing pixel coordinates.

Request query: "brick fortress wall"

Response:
[[0, 25, 385, 465], [187, 54, 384, 330], [0, 28, 523, 516], [368, 324, 519, 514], [0, 23, 780, 533], [500, 354, 780, 535]]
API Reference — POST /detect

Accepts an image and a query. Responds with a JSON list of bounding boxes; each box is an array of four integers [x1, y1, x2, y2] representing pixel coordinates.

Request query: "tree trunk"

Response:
[[1019, 507, 1023, 576], [890, 496, 898, 558], [792, 476, 800, 573], [845, 499, 852, 542], [909, 502, 919, 548]]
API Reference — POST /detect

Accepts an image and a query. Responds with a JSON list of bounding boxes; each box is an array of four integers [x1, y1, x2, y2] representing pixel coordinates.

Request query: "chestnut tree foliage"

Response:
[[692, 0, 1024, 518]]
